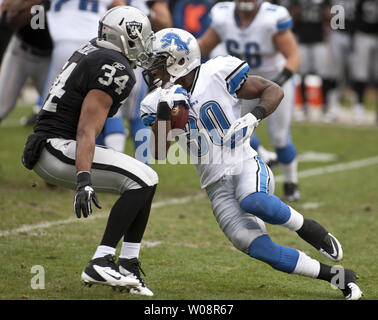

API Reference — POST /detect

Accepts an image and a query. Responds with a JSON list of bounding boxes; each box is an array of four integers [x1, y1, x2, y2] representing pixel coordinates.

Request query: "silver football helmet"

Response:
[[98, 6, 153, 66], [142, 28, 201, 84]]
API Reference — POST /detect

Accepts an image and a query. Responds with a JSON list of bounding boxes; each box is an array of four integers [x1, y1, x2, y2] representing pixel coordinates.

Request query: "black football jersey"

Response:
[[34, 39, 136, 140], [292, 0, 330, 43], [355, 0, 378, 34]]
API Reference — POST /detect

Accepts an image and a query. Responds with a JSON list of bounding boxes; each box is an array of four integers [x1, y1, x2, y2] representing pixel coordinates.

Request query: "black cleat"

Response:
[[81, 254, 139, 288], [297, 219, 343, 262], [117, 257, 153, 296], [283, 182, 301, 202]]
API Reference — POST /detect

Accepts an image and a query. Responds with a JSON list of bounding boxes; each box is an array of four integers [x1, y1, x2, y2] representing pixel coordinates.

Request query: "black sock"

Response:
[[124, 185, 157, 243], [100, 186, 156, 248], [296, 218, 328, 249], [317, 263, 333, 282]]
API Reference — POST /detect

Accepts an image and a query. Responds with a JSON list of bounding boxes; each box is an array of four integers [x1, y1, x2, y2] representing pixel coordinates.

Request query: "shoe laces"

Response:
[[123, 258, 147, 286], [103, 254, 118, 270]]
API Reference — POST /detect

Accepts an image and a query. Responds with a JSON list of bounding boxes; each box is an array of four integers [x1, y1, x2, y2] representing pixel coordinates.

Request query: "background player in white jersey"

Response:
[[198, 0, 302, 201], [22, 6, 158, 295], [139, 27, 362, 300]]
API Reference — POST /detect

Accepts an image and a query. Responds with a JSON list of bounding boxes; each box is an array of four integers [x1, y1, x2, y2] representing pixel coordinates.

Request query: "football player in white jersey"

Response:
[[198, 0, 302, 202], [139, 28, 362, 300]]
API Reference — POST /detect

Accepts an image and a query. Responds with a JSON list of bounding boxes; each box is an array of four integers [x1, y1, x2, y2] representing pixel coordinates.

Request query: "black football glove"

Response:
[[74, 171, 101, 218]]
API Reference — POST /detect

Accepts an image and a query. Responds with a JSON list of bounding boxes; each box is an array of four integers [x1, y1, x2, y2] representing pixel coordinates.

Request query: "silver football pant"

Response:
[[34, 138, 158, 193], [206, 156, 274, 253]]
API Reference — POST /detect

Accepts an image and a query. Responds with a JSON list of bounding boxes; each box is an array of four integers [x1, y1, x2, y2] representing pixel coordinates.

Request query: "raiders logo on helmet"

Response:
[[125, 21, 143, 40]]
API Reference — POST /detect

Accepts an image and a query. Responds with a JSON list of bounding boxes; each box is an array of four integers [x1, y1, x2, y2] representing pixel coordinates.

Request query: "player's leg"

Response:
[[33, 138, 158, 288], [0, 36, 29, 121], [248, 233, 362, 300], [234, 157, 342, 262], [350, 32, 372, 122], [266, 77, 300, 201], [209, 166, 361, 299], [117, 184, 157, 296]]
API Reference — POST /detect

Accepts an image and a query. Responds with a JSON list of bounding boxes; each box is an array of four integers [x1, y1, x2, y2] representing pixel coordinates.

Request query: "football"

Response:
[[171, 103, 189, 129]]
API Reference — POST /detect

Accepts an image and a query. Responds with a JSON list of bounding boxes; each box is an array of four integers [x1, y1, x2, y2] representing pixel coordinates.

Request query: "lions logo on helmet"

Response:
[[160, 33, 192, 55], [142, 28, 201, 84]]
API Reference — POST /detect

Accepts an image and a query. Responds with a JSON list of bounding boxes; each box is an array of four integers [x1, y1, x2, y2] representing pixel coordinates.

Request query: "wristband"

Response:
[[157, 102, 171, 120], [77, 171, 91, 188], [251, 105, 267, 121], [274, 67, 293, 86]]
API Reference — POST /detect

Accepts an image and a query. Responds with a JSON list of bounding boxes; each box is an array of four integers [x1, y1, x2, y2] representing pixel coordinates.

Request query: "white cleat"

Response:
[[319, 233, 343, 262], [81, 255, 139, 288], [344, 282, 363, 300]]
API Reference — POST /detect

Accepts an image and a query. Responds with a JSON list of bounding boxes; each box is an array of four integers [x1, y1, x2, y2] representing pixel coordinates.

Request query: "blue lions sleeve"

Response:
[[210, 56, 250, 97]]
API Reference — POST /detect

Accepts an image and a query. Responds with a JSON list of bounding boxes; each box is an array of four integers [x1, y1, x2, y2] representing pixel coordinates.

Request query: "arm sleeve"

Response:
[[215, 56, 250, 97], [274, 6, 293, 33]]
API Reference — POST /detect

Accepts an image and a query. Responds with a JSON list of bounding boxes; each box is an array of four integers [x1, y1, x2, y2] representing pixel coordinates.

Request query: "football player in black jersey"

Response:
[[22, 6, 158, 296]]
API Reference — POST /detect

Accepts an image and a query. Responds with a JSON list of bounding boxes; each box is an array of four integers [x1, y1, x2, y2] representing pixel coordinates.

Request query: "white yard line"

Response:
[[0, 194, 205, 237], [1, 156, 378, 237]]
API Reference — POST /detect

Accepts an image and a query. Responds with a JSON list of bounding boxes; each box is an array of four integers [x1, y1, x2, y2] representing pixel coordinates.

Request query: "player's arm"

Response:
[[4, 0, 42, 30], [273, 29, 301, 76], [237, 75, 284, 118], [197, 27, 222, 58], [150, 0, 173, 31], [75, 89, 112, 173], [224, 75, 283, 143], [151, 116, 171, 160]]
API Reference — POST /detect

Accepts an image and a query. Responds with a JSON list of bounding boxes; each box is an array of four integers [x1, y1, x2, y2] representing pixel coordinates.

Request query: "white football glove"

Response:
[[223, 113, 259, 145], [159, 84, 190, 109]]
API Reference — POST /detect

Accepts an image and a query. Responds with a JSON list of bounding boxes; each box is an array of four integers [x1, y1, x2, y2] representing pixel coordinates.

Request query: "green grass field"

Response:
[[0, 104, 377, 302]]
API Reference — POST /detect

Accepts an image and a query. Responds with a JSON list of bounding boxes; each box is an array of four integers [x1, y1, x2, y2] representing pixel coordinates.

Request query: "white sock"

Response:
[[104, 133, 126, 153], [293, 251, 321, 278], [119, 242, 141, 259], [280, 158, 298, 184], [92, 245, 116, 260], [282, 206, 304, 231]]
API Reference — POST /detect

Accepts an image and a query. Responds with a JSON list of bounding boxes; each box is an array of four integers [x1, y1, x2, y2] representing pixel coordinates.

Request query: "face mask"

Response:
[[236, 1, 256, 12]]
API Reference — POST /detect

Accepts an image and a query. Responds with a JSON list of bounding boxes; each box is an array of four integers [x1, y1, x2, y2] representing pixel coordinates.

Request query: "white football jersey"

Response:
[[47, 0, 113, 42], [140, 56, 257, 188], [209, 1, 293, 80]]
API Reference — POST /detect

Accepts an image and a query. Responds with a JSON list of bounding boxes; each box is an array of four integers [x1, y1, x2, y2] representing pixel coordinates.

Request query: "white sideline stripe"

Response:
[[275, 156, 378, 182], [0, 194, 204, 237], [1, 156, 378, 237]]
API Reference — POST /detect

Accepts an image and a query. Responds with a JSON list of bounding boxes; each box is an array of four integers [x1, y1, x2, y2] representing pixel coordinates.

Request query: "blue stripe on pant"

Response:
[[256, 155, 268, 193]]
